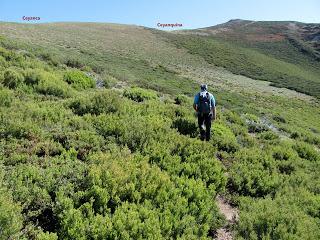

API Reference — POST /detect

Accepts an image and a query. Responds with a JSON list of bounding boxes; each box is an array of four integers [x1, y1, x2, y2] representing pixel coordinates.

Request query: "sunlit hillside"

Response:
[[0, 20, 319, 239]]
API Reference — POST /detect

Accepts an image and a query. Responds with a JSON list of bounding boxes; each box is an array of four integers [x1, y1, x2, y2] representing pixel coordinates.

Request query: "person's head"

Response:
[[200, 84, 207, 92]]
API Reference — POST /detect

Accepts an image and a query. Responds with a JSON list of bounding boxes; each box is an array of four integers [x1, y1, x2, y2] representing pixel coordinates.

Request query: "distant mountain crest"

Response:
[[184, 19, 320, 59]]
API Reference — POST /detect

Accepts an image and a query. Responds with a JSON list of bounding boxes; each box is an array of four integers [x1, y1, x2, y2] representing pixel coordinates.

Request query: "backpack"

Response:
[[198, 91, 211, 114]]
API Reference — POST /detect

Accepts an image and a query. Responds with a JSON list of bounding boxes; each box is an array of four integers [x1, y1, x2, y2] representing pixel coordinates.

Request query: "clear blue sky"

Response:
[[0, 0, 319, 29]]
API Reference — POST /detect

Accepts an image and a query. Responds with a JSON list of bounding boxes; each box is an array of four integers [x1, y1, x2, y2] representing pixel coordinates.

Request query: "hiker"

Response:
[[193, 84, 216, 141]]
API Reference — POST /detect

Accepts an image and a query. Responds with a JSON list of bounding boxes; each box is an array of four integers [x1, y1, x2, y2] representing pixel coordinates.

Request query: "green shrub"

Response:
[[56, 197, 113, 240], [258, 130, 279, 141], [34, 140, 64, 158], [237, 197, 320, 240], [111, 202, 162, 239], [80, 65, 92, 72], [69, 91, 121, 115], [272, 144, 297, 161], [38, 52, 59, 66], [174, 94, 189, 105], [172, 117, 198, 137], [177, 141, 226, 188], [123, 87, 158, 102], [303, 133, 320, 146], [271, 143, 298, 175], [0, 185, 23, 239], [5, 151, 87, 232], [294, 142, 320, 161], [174, 107, 189, 118], [290, 131, 301, 139], [229, 148, 281, 197], [0, 55, 7, 67], [0, 46, 24, 66], [52, 129, 105, 160], [54, 152, 224, 239], [229, 124, 248, 137], [0, 117, 42, 140], [64, 70, 95, 90], [35, 72, 72, 97], [68, 97, 92, 116], [24, 68, 42, 85], [211, 123, 239, 152], [64, 58, 84, 69], [236, 134, 257, 148], [2, 68, 24, 89], [125, 115, 170, 151], [36, 231, 58, 240], [224, 110, 245, 125], [0, 88, 14, 107], [102, 73, 117, 88], [273, 115, 286, 123], [145, 137, 226, 189]]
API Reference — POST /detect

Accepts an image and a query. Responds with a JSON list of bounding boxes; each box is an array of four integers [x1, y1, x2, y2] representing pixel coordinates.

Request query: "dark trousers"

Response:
[[198, 113, 212, 141]]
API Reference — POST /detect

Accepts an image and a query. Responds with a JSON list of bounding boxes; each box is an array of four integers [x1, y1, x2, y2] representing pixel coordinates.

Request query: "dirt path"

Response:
[[215, 195, 238, 240]]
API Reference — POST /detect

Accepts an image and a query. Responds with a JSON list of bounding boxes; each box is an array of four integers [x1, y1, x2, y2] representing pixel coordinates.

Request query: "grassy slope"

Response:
[[0, 21, 320, 239], [197, 20, 320, 62], [1, 21, 319, 97], [170, 20, 320, 98], [0, 22, 209, 95]]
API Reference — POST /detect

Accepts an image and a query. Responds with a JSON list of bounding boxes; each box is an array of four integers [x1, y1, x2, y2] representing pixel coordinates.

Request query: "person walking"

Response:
[[193, 84, 216, 141]]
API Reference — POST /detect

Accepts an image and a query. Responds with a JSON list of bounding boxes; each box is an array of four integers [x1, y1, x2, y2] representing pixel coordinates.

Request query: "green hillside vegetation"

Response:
[[0, 22, 202, 95], [165, 33, 320, 98], [0, 41, 226, 239], [1, 21, 319, 97], [0, 21, 320, 240], [197, 20, 320, 62]]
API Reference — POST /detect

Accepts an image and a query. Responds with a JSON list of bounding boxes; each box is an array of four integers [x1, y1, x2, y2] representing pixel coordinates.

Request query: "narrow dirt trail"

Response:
[[215, 195, 239, 240]]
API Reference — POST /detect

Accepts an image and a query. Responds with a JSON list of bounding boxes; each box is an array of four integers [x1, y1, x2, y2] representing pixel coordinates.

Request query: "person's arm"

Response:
[[210, 95, 216, 120], [211, 106, 216, 120], [193, 94, 199, 112], [193, 103, 198, 111]]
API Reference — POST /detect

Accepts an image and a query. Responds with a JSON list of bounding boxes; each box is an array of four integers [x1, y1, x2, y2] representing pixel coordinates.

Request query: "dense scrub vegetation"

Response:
[[0, 41, 226, 239], [0, 33, 198, 96], [0, 30, 320, 240]]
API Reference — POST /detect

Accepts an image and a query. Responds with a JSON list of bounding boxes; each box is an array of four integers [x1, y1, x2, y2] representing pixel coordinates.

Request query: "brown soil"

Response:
[[215, 195, 239, 240], [246, 34, 285, 42]]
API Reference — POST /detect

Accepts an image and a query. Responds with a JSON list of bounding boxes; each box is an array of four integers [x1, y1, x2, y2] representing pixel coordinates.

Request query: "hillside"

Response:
[[1, 20, 319, 97], [170, 19, 320, 98], [183, 19, 320, 61], [0, 20, 320, 239]]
